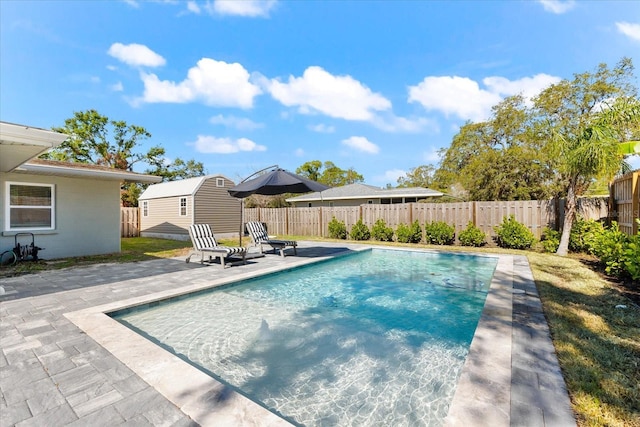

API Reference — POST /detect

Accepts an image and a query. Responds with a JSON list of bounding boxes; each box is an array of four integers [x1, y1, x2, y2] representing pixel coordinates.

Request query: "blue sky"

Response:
[[2, 0, 639, 185]]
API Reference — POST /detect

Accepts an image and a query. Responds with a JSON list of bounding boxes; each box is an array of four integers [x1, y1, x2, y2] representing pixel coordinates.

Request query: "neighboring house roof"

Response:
[[0, 121, 68, 172], [139, 174, 235, 200], [286, 183, 443, 202], [14, 159, 162, 183]]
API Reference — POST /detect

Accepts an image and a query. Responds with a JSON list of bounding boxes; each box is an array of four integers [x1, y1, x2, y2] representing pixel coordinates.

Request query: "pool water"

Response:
[[112, 249, 497, 426]]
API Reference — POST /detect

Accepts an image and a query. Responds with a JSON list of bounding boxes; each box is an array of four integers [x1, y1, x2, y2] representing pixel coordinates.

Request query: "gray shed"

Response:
[[138, 175, 241, 240]]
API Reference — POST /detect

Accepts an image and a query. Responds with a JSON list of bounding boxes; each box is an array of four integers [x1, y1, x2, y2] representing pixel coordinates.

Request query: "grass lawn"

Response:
[[1, 236, 638, 426]]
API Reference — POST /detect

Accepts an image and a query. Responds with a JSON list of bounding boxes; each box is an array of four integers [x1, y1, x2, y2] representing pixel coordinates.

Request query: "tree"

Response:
[[397, 165, 436, 188], [46, 110, 205, 206], [533, 58, 639, 255], [296, 160, 364, 186], [434, 95, 557, 200]]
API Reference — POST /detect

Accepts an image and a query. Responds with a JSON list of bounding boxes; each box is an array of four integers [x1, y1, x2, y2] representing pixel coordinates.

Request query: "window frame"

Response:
[[179, 197, 188, 216], [216, 178, 225, 187], [142, 200, 149, 217], [5, 181, 56, 231]]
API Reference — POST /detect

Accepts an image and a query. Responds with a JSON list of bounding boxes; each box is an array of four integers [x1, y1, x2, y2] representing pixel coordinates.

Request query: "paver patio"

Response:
[[0, 242, 575, 426]]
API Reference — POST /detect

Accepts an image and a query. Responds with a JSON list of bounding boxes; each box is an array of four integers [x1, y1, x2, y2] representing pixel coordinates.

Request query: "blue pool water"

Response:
[[112, 249, 498, 426]]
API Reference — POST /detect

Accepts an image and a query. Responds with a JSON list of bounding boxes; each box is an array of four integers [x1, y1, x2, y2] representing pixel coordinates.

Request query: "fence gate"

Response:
[[120, 207, 140, 237], [610, 171, 639, 236]]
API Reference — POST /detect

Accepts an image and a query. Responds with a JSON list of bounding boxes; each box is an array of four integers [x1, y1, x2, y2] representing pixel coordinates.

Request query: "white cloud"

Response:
[[295, 148, 305, 157], [409, 76, 501, 122], [207, 0, 277, 17], [371, 114, 439, 133], [122, 0, 139, 8], [107, 43, 166, 67], [423, 148, 441, 163], [111, 81, 124, 92], [538, 0, 575, 14], [616, 22, 640, 42], [191, 135, 267, 154], [309, 123, 335, 133], [106, 65, 117, 71], [408, 73, 560, 122], [342, 136, 379, 154], [483, 74, 561, 101], [137, 58, 262, 107], [209, 114, 263, 130], [186, 1, 201, 14], [375, 169, 406, 185], [267, 66, 391, 121]]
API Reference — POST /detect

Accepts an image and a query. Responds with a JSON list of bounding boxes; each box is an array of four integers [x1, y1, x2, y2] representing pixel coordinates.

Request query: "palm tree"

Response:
[[553, 97, 639, 255]]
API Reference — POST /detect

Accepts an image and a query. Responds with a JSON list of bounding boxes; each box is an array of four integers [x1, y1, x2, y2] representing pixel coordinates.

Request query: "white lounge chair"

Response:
[[186, 224, 246, 268], [246, 221, 297, 257]]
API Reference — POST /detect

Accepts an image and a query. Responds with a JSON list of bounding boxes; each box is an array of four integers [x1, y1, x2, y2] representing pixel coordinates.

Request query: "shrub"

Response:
[[424, 221, 455, 245], [569, 217, 606, 254], [396, 220, 422, 244], [371, 219, 394, 242], [458, 222, 487, 247], [328, 216, 347, 239], [350, 219, 371, 241], [494, 215, 536, 249], [540, 227, 560, 253], [591, 222, 628, 278], [621, 220, 640, 281]]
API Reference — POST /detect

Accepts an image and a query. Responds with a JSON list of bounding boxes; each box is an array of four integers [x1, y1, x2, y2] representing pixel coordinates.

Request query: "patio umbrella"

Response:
[[228, 167, 330, 198], [228, 166, 330, 246]]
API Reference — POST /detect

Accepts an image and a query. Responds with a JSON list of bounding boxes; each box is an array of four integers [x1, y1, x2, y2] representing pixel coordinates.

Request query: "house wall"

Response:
[[139, 176, 241, 240], [292, 199, 381, 208], [1, 172, 121, 259]]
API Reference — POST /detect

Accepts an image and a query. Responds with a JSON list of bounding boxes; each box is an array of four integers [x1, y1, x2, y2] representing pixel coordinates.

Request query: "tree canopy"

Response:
[[396, 165, 437, 188], [412, 58, 638, 254], [46, 109, 205, 206], [296, 160, 364, 186]]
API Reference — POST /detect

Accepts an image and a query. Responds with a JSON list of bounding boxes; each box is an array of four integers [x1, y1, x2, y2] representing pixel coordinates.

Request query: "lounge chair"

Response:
[[186, 224, 246, 268], [245, 221, 297, 257]]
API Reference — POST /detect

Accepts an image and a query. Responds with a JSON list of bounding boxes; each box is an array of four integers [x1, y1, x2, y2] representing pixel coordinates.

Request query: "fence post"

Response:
[[471, 201, 477, 227], [633, 172, 639, 235]]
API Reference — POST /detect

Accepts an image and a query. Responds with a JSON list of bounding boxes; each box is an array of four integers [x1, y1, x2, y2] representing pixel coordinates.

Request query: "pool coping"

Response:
[[63, 247, 573, 427]]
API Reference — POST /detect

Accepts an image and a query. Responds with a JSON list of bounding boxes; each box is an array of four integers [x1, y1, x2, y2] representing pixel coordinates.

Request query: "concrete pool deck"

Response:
[[0, 242, 576, 427]]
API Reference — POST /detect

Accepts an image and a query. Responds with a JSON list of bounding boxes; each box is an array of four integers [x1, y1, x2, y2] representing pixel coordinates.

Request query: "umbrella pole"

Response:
[[239, 198, 243, 247]]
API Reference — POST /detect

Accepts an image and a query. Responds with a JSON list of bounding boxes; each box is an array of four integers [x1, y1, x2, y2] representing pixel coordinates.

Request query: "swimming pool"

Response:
[[111, 248, 498, 426]]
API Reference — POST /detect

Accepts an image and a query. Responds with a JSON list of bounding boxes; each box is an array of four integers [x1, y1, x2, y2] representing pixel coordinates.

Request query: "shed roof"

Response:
[[139, 174, 234, 200], [286, 183, 443, 202]]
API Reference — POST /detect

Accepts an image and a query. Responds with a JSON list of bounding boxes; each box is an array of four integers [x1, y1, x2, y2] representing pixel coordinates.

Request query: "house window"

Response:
[[142, 201, 148, 217], [216, 178, 225, 187], [5, 182, 55, 231], [179, 197, 187, 216], [308, 203, 312, 207], [367, 200, 373, 204]]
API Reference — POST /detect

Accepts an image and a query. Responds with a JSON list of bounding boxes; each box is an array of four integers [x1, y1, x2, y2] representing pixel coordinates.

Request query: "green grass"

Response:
[[527, 252, 640, 427], [1, 236, 638, 426]]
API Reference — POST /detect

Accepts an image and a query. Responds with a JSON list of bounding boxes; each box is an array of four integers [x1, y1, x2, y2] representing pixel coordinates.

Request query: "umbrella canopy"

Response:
[[228, 168, 330, 198]]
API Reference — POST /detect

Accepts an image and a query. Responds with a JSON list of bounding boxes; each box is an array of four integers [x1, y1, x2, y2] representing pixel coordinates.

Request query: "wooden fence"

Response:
[[120, 207, 140, 237], [610, 170, 639, 236], [244, 198, 609, 240]]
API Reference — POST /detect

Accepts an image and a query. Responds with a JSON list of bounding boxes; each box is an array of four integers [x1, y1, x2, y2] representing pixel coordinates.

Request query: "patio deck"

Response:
[[0, 242, 576, 426]]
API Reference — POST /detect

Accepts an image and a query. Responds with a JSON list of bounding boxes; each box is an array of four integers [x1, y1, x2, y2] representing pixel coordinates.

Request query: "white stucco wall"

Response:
[[1, 172, 122, 260]]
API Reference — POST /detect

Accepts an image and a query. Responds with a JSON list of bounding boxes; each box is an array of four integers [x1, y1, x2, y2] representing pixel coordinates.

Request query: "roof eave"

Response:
[[15, 162, 163, 183]]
